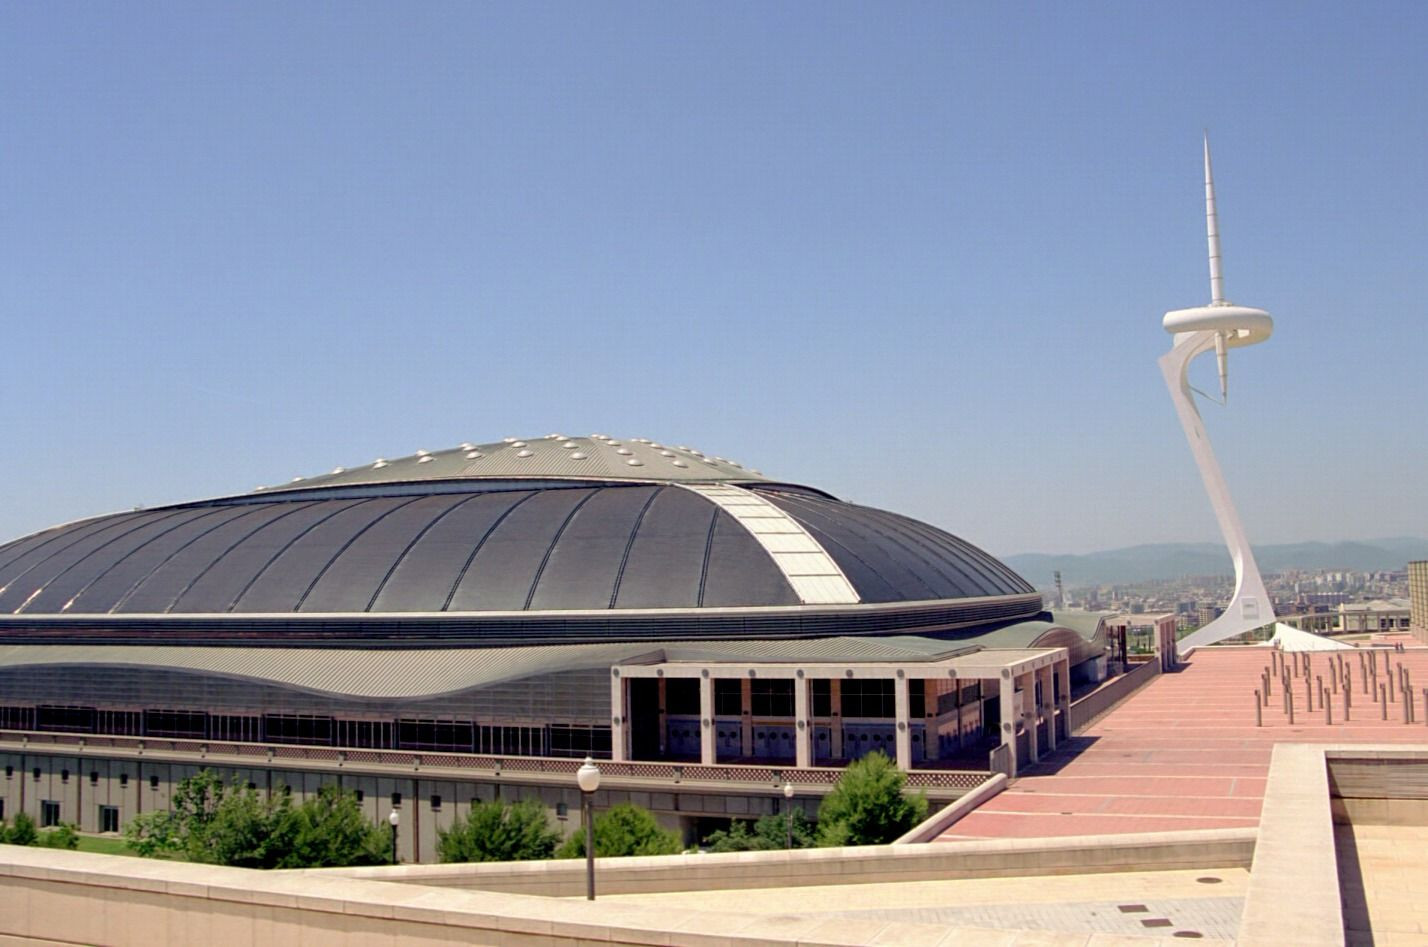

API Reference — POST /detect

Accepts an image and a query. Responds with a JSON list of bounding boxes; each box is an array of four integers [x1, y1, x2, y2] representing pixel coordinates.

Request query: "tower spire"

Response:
[[1204, 133, 1225, 306]]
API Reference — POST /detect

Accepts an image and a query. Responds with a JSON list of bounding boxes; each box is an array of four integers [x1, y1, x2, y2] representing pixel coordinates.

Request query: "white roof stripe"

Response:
[[678, 484, 860, 605]]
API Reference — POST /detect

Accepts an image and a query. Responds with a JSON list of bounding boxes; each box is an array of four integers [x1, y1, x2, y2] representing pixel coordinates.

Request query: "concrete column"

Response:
[[656, 676, 668, 755], [1057, 659, 1072, 741], [698, 675, 715, 766], [740, 677, 753, 758], [893, 673, 912, 771], [794, 673, 811, 768], [610, 673, 627, 762], [829, 679, 843, 759], [1041, 665, 1057, 753], [1023, 672, 1040, 765], [999, 676, 1018, 777]]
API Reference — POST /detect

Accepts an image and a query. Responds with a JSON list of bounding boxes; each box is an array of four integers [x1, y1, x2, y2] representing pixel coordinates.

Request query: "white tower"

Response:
[[1162, 137, 1276, 651]]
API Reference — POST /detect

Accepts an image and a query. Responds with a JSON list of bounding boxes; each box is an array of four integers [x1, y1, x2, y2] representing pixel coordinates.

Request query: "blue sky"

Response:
[[2, 3, 1424, 555]]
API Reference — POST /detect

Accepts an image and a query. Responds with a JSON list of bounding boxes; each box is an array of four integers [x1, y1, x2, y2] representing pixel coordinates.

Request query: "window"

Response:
[[143, 709, 208, 739], [4, 765, 11, 779], [355, 790, 364, 803], [336, 719, 393, 749], [96, 710, 142, 736], [750, 679, 794, 717], [32, 768, 40, 781], [714, 680, 743, 716], [36, 705, 96, 733], [548, 725, 612, 758], [89, 771, 99, 786], [475, 724, 546, 756], [811, 680, 832, 717], [430, 794, 441, 811], [0, 799, 5, 820], [211, 714, 261, 743], [263, 714, 335, 746], [40, 801, 60, 827], [397, 719, 474, 752], [60, 769, 69, 783], [840, 680, 895, 718], [149, 775, 159, 790], [0, 706, 36, 730], [909, 680, 925, 718], [664, 679, 700, 716], [119, 773, 128, 788], [99, 805, 119, 833]]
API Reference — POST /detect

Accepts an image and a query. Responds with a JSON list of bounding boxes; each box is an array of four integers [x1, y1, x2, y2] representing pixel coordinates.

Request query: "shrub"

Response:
[[556, 803, 681, 858], [815, 751, 927, 846], [437, 798, 561, 863], [702, 810, 815, 852], [2, 812, 38, 846], [38, 823, 79, 850]]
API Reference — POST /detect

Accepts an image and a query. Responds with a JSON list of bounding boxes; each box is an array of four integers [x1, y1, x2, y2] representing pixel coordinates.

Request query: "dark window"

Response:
[[355, 790, 364, 803], [263, 714, 335, 746], [475, 724, 547, 756], [60, 769, 68, 783], [119, 773, 128, 788], [811, 680, 832, 717], [750, 680, 794, 717], [909, 679, 925, 718], [430, 794, 441, 810], [840, 680, 895, 718], [0, 706, 36, 730], [246, 782, 257, 791], [714, 680, 743, 716], [35, 705, 97, 733], [89, 771, 99, 786], [32, 767, 40, 781], [390, 791, 402, 807], [40, 801, 60, 827], [336, 719, 393, 749], [211, 714, 261, 743], [149, 775, 159, 790], [4, 765, 11, 779], [99, 805, 119, 833], [143, 709, 208, 739], [397, 719, 474, 753], [548, 725, 612, 759], [96, 710, 142, 736], [664, 679, 700, 716], [0, 799, 4, 820]]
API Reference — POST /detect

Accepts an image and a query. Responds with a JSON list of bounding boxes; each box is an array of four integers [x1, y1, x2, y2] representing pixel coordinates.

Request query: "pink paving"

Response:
[[938, 644, 1428, 841]]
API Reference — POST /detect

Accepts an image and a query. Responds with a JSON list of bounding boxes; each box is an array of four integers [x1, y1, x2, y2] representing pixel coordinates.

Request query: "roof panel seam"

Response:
[[294, 497, 428, 612], [165, 502, 316, 613], [523, 490, 598, 610], [364, 494, 482, 612]]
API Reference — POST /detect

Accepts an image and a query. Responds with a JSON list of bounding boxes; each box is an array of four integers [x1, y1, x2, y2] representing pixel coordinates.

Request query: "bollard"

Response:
[[1316, 675, 1323, 707], [1305, 675, 1313, 711], [1324, 688, 1331, 725], [1381, 685, 1389, 720], [1287, 692, 1295, 724], [1388, 668, 1397, 704], [1264, 667, 1272, 696], [1423, 688, 1427, 727], [1404, 690, 1413, 724], [1262, 674, 1272, 707], [1255, 691, 1263, 727], [1345, 685, 1352, 721]]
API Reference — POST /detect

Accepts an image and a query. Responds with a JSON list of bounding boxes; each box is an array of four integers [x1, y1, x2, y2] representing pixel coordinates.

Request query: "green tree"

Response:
[[436, 798, 561, 863], [556, 803, 682, 858], [280, 785, 390, 868], [2, 812, 38, 846], [38, 824, 79, 850], [815, 751, 927, 847], [702, 810, 816, 852]]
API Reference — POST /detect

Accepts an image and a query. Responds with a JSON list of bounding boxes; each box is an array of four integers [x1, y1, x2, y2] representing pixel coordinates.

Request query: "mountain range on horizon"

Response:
[[1004, 537, 1428, 589]]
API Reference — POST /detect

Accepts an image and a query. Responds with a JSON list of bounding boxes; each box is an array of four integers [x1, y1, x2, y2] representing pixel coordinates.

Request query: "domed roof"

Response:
[[0, 435, 1041, 641], [256, 435, 769, 495]]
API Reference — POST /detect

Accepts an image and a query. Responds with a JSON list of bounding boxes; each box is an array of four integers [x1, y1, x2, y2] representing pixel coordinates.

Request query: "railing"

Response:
[[0, 729, 986, 794], [987, 743, 1012, 777], [1068, 658, 1162, 734]]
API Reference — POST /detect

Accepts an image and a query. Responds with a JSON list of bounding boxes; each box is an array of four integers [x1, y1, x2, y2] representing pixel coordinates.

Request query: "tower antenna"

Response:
[[1204, 134, 1230, 400]]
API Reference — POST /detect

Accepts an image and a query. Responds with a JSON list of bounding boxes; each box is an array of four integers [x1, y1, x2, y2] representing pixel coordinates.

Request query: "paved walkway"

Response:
[[1337, 822, 1428, 946], [941, 646, 1428, 840]]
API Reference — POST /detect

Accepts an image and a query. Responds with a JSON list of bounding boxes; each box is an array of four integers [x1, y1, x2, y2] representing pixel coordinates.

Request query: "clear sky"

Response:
[[2, 3, 1425, 555]]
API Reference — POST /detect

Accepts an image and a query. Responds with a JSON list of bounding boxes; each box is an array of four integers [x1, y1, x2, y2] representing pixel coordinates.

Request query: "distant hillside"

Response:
[[1005, 538, 1428, 588]]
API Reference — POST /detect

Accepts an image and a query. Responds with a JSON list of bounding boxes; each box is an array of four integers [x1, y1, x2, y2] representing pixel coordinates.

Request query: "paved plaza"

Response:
[[941, 645, 1428, 840]]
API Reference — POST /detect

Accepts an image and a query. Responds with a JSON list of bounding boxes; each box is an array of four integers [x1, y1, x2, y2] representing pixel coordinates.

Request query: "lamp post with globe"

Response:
[[782, 781, 795, 849], [576, 757, 601, 900], [387, 809, 399, 865]]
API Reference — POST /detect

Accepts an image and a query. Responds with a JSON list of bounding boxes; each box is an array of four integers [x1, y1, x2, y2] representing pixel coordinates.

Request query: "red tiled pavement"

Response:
[[938, 644, 1428, 841]]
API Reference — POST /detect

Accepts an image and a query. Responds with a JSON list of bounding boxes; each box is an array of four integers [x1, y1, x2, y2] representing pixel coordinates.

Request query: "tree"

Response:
[[124, 769, 389, 869], [556, 803, 682, 858], [815, 751, 927, 847], [436, 798, 561, 863], [702, 810, 816, 852], [279, 785, 390, 868], [2, 812, 38, 846]]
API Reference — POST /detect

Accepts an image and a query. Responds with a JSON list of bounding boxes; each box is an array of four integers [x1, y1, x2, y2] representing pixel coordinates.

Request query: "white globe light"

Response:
[[388, 809, 400, 827], [576, 756, 601, 793]]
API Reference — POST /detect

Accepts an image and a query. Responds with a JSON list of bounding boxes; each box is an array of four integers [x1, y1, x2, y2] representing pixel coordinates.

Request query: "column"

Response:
[[657, 676, 668, 755], [740, 677, 753, 758], [999, 675, 1018, 777], [699, 674, 715, 766], [829, 679, 843, 759], [1057, 659, 1072, 742], [893, 672, 912, 771], [610, 672, 627, 762], [794, 673, 811, 768], [1023, 671, 1039, 765], [1040, 665, 1056, 753]]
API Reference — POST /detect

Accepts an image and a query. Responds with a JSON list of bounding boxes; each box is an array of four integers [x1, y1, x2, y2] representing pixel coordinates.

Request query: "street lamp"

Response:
[[387, 809, 399, 865], [782, 781, 795, 849], [576, 756, 601, 900]]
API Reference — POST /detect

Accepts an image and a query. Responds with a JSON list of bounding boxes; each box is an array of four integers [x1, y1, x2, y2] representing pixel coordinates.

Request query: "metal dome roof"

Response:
[[0, 436, 1041, 640], [256, 435, 769, 495]]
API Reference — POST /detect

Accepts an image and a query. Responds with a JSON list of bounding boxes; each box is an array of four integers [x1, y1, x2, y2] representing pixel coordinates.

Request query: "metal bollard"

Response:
[[1423, 688, 1427, 727], [1255, 691, 1263, 727], [1287, 692, 1295, 724], [1305, 675, 1313, 711], [1324, 688, 1332, 725], [1264, 667, 1272, 696], [1345, 685, 1352, 721], [1316, 675, 1323, 707], [1404, 690, 1413, 724], [1388, 668, 1396, 704], [1381, 685, 1389, 720]]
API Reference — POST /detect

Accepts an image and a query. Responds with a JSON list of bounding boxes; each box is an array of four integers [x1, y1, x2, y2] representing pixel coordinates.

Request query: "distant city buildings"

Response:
[[1411, 560, 1428, 643]]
